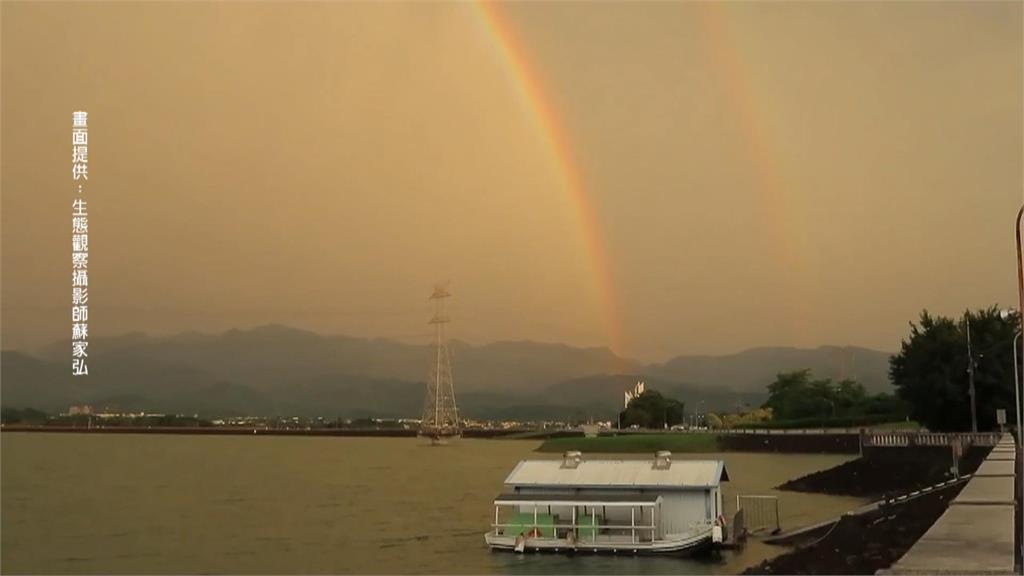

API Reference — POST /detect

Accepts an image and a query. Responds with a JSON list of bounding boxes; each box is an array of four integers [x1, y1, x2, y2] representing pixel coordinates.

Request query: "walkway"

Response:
[[879, 434, 1017, 575]]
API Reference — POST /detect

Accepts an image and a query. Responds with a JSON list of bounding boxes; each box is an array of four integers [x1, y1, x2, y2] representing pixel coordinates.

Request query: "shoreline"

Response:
[[2, 426, 878, 455], [742, 445, 992, 575], [0, 424, 583, 439], [743, 482, 968, 575], [538, 432, 862, 454], [777, 445, 989, 498]]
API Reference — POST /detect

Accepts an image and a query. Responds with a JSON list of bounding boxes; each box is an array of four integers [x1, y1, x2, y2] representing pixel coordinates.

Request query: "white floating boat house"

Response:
[[485, 451, 730, 554]]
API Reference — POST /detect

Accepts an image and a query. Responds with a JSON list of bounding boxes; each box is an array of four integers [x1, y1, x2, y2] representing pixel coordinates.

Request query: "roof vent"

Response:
[[653, 450, 672, 470], [561, 450, 583, 469]]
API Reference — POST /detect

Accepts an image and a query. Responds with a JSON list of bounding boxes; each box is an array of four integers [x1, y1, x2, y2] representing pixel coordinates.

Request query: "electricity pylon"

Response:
[[420, 284, 460, 442]]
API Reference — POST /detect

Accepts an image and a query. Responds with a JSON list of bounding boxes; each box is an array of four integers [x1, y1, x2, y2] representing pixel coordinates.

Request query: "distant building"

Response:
[[624, 381, 645, 409]]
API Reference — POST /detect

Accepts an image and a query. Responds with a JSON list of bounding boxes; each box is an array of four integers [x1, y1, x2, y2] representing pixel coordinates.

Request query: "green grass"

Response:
[[536, 433, 720, 454], [733, 413, 912, 430], [870, 420, 921, 430]]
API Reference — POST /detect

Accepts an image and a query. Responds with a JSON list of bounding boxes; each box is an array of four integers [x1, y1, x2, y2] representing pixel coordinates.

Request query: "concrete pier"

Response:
[[954, 476, 1016, 506], [975, 459, 1016, 478], [880, 434, 1017, 575]]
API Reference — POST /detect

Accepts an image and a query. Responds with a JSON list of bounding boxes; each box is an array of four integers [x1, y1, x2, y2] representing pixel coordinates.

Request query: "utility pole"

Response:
[[1013, 204, 1023, 567], [1016, 205, 1024, 442], [1013, 331, 1021, 442], [966, 314, 978, 433]]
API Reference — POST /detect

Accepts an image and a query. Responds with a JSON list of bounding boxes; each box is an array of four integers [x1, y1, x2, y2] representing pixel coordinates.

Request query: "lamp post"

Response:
[[1014, 204, 1023, 567], [1014, 330, 1021, 442], [1017, 206, 1024, 440], [1017, 205, 1023, 339], [966, 314, 978, 433], [1001, 310, 1023, 442]]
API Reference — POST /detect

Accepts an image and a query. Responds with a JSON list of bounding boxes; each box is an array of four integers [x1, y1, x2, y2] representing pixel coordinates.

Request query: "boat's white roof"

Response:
[[504, 459, 729, 490], [494, 492, 663, 505]]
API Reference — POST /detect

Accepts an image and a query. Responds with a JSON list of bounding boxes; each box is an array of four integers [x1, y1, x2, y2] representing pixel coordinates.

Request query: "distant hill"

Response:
[[2, 351, 86, 409], [31, 325, 639, 394], [3, 326, 893, 419], [648, 345, 893, 395]]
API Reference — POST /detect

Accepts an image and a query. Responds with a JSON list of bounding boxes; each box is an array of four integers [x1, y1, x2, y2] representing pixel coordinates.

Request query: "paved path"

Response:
[[880, 434, 1017, 575]]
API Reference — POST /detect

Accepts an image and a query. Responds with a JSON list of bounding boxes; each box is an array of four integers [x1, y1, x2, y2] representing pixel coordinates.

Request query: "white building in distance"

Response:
[[624, 381, 645, 409]]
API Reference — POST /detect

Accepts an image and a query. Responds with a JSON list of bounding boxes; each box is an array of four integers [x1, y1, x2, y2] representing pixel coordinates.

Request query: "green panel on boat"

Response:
[[575, 515, 598, 539], [504, 513, 556, 538]]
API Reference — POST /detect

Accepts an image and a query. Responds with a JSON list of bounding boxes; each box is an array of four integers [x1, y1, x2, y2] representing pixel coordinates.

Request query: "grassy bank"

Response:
[[536, 433, 719, 453], [734, 415, 914, 430]]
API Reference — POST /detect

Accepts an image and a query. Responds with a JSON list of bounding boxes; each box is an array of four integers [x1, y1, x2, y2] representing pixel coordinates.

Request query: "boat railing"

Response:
[[491, 522, 657, 532], [491, 522, 658, 544]]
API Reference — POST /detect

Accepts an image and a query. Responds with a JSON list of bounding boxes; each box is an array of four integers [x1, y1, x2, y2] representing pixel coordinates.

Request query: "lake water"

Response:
[[1, 434, 865, 574]]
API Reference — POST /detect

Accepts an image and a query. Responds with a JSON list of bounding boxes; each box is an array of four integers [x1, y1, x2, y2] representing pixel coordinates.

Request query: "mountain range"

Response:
[[1, 324, 894, 420]]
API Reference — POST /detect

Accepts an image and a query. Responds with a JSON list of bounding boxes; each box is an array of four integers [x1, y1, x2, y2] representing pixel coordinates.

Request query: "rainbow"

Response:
[[473, 3, 809, 352], [473, 1, 627, 356], [697, 3, 809, 332], [697, 4, 803, 271]]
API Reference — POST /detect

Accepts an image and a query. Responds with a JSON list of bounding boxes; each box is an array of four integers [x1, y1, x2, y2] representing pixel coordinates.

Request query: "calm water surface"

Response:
[[1, 434, 864, 574]]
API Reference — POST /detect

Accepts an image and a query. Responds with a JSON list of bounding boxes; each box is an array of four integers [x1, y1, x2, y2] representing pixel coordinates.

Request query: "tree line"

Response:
[[762, 370, 907, 424], [618, 390, 686, 429], [725, 305, 1020, 432], [890, 306, 1019, 432]]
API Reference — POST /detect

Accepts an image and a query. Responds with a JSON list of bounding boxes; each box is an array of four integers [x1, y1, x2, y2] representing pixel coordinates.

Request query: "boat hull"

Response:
[[484, 528, 713, 556]]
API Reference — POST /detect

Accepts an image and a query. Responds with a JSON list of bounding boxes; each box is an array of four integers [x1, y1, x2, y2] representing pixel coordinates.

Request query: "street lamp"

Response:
[[1000, 309, 1022, 442], [1017, 204, 1023, 333], [1013, 205, 1023, 566], [965, 314, 978, 433], [1014, 330, 1022, 442], [1017, 205, 1024, 442]]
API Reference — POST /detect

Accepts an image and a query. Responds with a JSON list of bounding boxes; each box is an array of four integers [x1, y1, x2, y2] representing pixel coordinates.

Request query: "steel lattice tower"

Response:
[[420, 284, 460, 440]]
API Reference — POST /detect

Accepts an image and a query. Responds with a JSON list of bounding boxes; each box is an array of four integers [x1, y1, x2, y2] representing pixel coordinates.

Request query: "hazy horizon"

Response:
[[2, 321, 901, 365], [3, 1, 1022, 363]]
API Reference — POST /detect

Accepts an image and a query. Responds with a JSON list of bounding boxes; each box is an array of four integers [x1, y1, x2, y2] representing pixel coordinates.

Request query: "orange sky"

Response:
[[2, 1, 1022, 361]]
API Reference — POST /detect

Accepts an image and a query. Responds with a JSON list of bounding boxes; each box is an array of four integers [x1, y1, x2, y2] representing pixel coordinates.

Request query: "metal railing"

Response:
[[862, 432, 1001, 448], [735, 495, 780, 535]]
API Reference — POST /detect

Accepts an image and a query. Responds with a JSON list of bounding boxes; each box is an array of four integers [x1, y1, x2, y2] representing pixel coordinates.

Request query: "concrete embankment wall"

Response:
[[717, 433, 861, 454], [777, 445, 989, 497], [880, 435, 1017, 575]]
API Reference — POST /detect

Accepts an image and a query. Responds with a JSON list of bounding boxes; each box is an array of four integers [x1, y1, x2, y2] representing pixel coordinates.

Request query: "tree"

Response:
[[764, 370, 837, 420], [621, 404, 652, 428], [834, 379, 867, 413], [705, 412, 724, 429], [619, 390, 685, 429], [665, 398, 685, 426], [716, 408, 772, 429], [860, 393, 907, 416], [763, 370, 905, 424], [891, 307, 1019, 432]]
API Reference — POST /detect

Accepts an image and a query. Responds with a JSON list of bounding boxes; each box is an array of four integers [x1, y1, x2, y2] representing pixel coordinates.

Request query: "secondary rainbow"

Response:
[[473, 1, 626, 356]]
